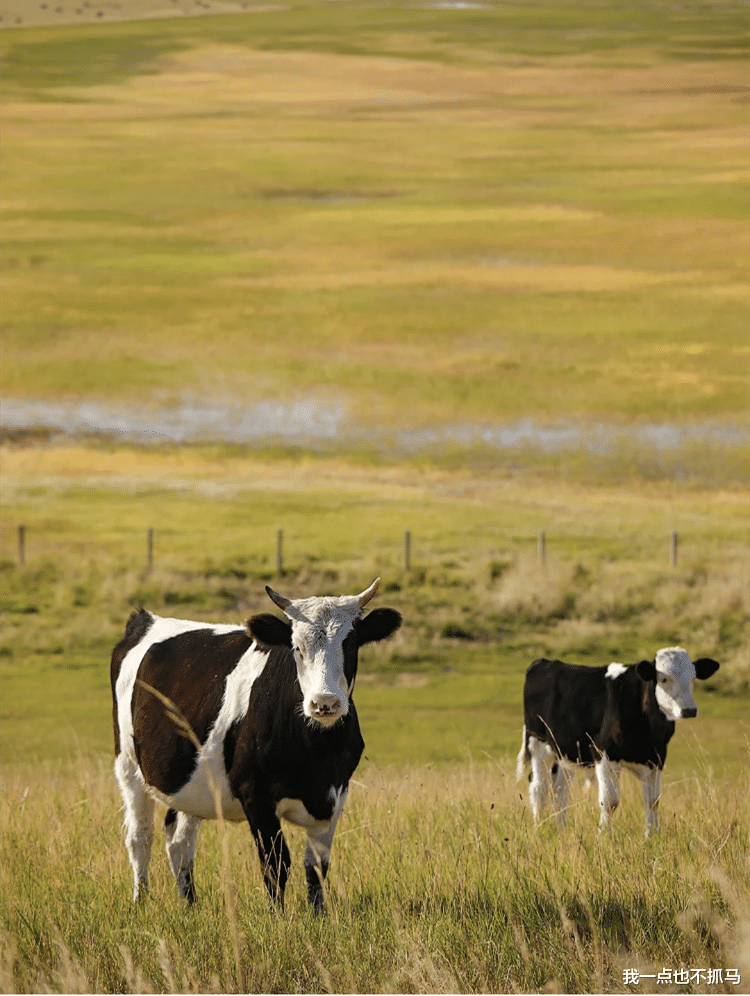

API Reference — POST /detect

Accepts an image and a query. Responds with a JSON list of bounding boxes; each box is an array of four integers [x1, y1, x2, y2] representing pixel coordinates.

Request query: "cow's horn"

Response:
[[265, 585, 292, 611], [357, 577, 381, 608]]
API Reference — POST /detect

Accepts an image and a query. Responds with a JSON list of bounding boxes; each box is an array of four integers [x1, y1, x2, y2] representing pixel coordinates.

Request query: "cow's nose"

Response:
[[682, 707, 697, 718], [311, 695, 342, 716]]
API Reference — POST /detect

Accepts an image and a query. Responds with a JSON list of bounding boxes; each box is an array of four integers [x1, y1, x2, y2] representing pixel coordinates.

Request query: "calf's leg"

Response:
[[551, 762, 574, 827], [641, 767, 662, 837], [528, 736, 553, 824], [595, 755, 621, 832]]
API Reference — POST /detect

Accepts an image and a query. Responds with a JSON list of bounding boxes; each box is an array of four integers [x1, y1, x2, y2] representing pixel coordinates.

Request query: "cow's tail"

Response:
[[515, 724, 530, 782]]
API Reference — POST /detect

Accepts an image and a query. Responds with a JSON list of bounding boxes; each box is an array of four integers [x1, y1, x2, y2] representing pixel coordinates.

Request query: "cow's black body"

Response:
[[522, 658, 674, 769], [518, 650, 719, 833]]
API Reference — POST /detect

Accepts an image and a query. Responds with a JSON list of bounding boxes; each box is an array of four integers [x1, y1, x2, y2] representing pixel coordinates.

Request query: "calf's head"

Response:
[[247, 577, 401, 727], [637, 646, 719, 721]]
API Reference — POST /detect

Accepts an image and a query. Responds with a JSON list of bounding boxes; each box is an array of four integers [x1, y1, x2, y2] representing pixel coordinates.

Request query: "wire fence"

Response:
[[12, 524, 682, 572]]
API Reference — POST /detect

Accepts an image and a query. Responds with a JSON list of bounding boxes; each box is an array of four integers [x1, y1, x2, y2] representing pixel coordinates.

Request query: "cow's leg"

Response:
[[164, 809, 202, 905], [551, 762, 574, 827], [304, 788, 348, 915], [595, 755, 621, 832], [304, 827, 333, 915], [641, 767, 662, 836], [528, 736, 552, 824], [255, 819, 291, 910], [114, 753, 154, 902], [245, 808, 291, 909]]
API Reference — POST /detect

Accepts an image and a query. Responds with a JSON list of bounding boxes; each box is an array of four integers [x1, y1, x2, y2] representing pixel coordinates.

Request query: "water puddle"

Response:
[[1, 397, 745, 456], [0, 398, 345, 446]]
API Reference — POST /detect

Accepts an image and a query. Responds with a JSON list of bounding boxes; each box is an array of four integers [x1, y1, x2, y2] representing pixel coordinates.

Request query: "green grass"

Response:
[[2, 1, 748, 72], [1, 1, 748, 453], [1, 444, 748, 766]]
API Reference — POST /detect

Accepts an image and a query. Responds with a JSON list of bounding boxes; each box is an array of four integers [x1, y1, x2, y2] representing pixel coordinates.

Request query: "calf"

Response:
[[111, 578, 401, 912], [516, 647, 719, 834]]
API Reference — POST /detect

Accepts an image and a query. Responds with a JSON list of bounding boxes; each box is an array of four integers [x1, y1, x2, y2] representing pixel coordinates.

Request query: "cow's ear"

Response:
[[246, 613, 292, 648], [357, 608, 402, 645], [636, 660, 657, 682], [694, 657, 720, 680]]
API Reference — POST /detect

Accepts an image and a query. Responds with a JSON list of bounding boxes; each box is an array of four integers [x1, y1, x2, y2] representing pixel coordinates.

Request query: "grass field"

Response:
[[1, 443, 748, 991], [2, 443, 749, 760], [1, 0, 748, 471], [1, 1, 749, 992], [1, 756, 748, 994]]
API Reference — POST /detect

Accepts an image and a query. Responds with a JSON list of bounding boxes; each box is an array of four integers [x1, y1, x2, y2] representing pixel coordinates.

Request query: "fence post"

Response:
[[147, 528, 154, 571], [18, 524, 25, 566], [404, 530, 411, 572], [538, 529, 546, 568], [670, 531, 678, 568], [276, 528, 283, 573]]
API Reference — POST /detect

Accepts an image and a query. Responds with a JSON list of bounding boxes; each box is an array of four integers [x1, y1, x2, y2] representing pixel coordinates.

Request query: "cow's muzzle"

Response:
[[309, 694, 345, 725]]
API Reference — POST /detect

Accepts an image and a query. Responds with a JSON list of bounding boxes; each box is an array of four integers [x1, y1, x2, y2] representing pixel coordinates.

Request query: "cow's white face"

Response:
[[286, 599, 360, 727], [653, 647, 700, 721], [266, 578, 382, 728]]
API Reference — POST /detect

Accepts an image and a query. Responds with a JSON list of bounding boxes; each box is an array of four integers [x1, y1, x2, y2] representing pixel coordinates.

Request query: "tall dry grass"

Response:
[[1, 753, 748, 994]]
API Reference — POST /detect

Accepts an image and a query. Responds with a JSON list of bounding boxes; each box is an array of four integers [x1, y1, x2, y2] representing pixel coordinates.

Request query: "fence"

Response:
[[13, 524, 683, 572]]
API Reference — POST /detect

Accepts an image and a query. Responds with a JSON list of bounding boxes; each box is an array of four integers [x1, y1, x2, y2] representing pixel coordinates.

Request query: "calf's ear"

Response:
[[694, 657, 720, 680], [636, 660, 657, 682], [247, 613, 293, 648], [357, 608, 402, 645]]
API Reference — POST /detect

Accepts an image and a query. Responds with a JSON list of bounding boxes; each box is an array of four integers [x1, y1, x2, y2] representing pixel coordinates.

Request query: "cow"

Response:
[[111, 577, 401, 913], [516, 647, 720, 835]]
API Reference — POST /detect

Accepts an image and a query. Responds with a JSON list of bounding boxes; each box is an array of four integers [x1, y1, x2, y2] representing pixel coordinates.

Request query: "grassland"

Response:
[[1, 2, 749, 992], [1, 440, 748, 992], [1, 0, 748, 463], [1, 443, 749, 765], [2, 755, 749, 994]]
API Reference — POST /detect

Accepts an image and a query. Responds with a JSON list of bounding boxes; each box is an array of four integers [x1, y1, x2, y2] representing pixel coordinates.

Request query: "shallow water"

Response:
[[1, 397, 745, 456]]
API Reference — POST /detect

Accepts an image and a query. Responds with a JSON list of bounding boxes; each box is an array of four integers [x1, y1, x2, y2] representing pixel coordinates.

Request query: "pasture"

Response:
[[1, 1, 749, 992], [1, 446, 748, 992], [1, 0, 749, 485]]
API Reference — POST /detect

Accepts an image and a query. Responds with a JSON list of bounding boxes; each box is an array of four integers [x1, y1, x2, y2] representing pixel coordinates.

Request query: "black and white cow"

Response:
[[516, 647, 719, 834], [111, 578, 401, 912]]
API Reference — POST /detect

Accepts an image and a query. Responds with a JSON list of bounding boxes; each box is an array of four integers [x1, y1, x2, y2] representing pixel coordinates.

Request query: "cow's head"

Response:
[[637, 647, 719, 721], [247, 577, 401, 728]]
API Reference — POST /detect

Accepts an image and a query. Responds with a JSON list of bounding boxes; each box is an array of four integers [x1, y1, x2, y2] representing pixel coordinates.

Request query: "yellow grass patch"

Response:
[[683, 283, 750, 302], [146, 43, 750, 106], [2, 441, 747, 515], [7, 38, 745, 126], [225, 260, 698, 294]]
